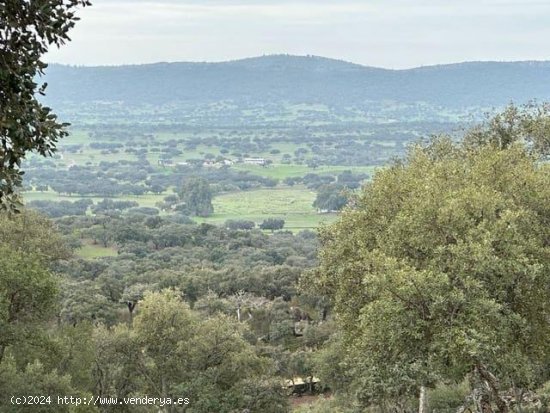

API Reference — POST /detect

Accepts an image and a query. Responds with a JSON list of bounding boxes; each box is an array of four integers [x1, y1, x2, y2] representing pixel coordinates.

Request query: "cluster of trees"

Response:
[[301, 108, 550, 412], [312, 184, 349, 212], [26, 198, 161, 219], [285, 171, 368, 190], [11, 107, 549, 413], [0, 211, 331, 412], [27, 199, 93, 218], [25, 163, 153, 197], [24, 156, 281, 200], [259, 218, 286, 232], [308, 171, 368, 212], [225, 219, 256, 230], [179, 177, 214, 217], [4, 94, 550, 413], [91, 199, 140, 214]]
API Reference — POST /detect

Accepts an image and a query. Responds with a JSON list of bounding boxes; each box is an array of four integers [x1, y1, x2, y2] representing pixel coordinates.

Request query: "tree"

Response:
[[0, 0, 91, 212], [179, 177, 214, 217], [59, 279, 118, 325], [225, 219, 255, 230], [313, 183, 348, 212], [303, 136, 550, 411], [149, 184, 166, 195], [464, 103, 550, 157], [0, 210, 70, 263], [0, 356, 98, 413], [0, 246, 58, 364], [260, 218, 285, 232], [91, 324, 143, 409], [133, 290, 289, 413]]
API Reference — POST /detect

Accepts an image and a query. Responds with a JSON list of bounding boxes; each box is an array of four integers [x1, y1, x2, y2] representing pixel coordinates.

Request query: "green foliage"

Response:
[[464, 103, 550, 156], [92, 324, 143, 409], [0, 246, 58, 364], [0, 210, 70, 263], [427, 381, 470, 413], [311, 334, 351, 394], [130, 290, 289, 413], [0, 356, 98, 413], [179, 176, 214, 217], [224, 219, 255, 230], [293, 396, 360, 413], [536, 381, 550, 411], [260, 218, 285, 232], [303, 136, 550, 408], [76, 244, 118, 259], [59, 279, 119, 325], [313, 184, 349, 212], [302, 321, 336, 349], [0, 0, 90, 212]]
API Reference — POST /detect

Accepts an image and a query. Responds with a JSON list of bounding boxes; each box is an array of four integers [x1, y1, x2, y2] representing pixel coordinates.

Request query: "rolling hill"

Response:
[[42, 55, 550, 110]]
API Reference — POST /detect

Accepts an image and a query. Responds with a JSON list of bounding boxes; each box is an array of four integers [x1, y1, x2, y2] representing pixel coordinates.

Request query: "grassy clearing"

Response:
[[23, 187, 337, 230], [232, 164, 377, 180], [60, 129, 91, 145], [23, 191, 106, 203], [197, 186, 338, 230], [22, 191, 169, 209], [76, 244, 118, 259]]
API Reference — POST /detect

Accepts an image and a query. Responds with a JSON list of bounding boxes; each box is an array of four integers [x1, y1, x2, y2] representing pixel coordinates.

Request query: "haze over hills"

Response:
[[43, 55, 550, 110]]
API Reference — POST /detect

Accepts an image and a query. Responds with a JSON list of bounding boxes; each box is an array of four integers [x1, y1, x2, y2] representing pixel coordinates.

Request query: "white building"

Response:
[[243, 157, 266, 166]]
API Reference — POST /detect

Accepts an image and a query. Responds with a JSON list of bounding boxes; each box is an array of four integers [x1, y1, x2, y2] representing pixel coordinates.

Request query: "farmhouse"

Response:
[[157, 159, 174, 167], [243, 157, 266, 166], [203, 160, 216, 167]]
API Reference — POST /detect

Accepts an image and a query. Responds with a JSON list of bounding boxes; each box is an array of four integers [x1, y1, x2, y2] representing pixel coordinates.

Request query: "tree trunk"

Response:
[[480, 393, 493, 413], [419, 385, 427, 413], [456, 388, 480, 413], [476, 363, 508, 413], [513, 387, 524, 413], [127, 301, 136, 326]]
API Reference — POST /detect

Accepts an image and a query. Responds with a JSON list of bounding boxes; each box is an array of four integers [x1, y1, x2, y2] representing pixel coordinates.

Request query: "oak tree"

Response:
[[0, 0, 90, 211], [304, 136, 550, 411]]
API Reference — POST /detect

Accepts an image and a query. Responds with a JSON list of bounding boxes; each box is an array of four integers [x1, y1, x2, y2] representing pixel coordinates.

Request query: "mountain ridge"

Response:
[[42, 54, 550, 109], [46, 54, 550, 71]]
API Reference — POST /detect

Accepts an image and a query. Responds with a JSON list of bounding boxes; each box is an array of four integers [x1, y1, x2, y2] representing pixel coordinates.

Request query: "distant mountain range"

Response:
[[43, 55, 550, 109]]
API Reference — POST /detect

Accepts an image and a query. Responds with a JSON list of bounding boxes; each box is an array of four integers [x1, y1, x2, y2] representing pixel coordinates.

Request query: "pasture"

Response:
[[198, 187, 338, 230]]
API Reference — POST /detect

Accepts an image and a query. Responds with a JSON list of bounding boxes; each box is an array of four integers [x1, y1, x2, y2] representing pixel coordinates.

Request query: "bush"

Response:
[[427, 381, 469, 413], [225, 219, 255, 230], [127, 207, 159, 216], [260, 218, 285, 232]]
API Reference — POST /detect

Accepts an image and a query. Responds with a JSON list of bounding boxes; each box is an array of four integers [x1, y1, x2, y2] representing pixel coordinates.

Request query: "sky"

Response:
[[45, 0, 550, 69]]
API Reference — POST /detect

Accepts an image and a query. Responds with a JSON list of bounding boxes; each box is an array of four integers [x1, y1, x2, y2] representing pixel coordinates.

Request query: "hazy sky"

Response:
[[45, 0, 550, 68]]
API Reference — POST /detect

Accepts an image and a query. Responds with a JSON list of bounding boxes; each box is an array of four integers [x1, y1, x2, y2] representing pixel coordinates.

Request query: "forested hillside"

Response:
[[44, 56, 550, 108], [3, 105, 549, 413]]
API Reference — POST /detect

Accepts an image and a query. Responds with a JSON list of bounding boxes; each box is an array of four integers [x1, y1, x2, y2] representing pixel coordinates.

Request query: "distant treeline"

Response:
[[43, 55, 550, 109]]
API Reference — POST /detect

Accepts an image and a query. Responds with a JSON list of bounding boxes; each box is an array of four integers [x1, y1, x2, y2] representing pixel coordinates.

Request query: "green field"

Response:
[[232, 163, 377, 179], [23, 127, 378, 231], [197, 186, 338, 230], [23, 191, 169, 209], [76, 244, 118, 259], [23, 186, 336, 230]]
